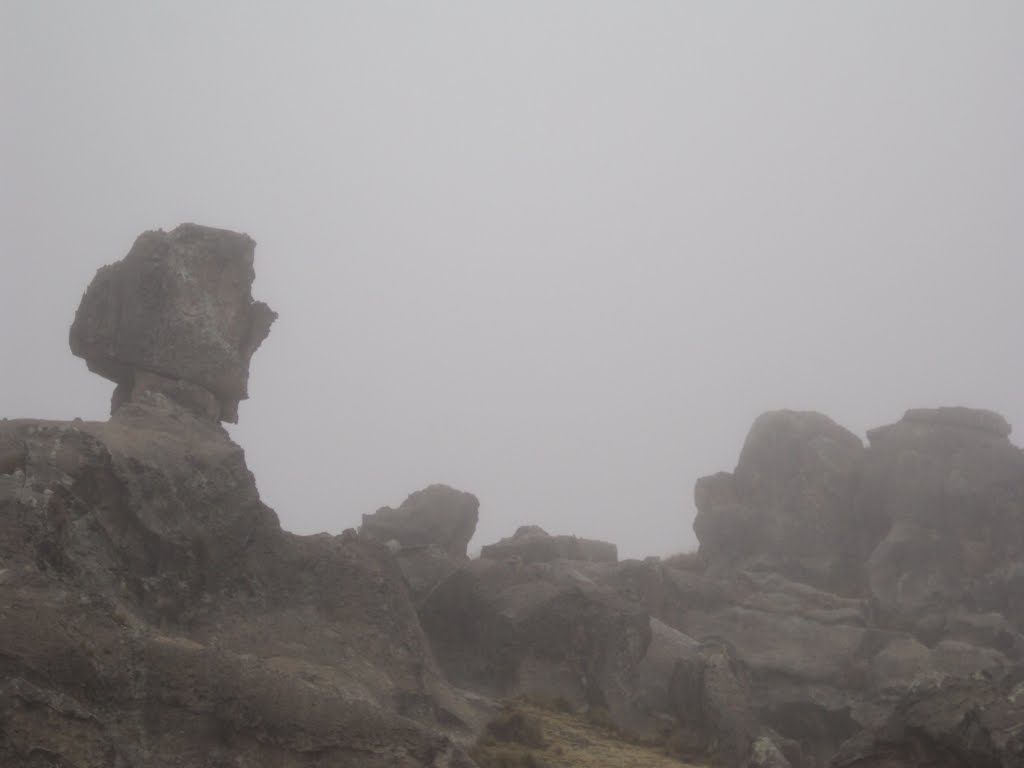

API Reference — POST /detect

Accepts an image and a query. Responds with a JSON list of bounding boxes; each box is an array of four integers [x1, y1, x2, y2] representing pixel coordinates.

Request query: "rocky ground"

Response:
[[2, 224, 1022, 767]]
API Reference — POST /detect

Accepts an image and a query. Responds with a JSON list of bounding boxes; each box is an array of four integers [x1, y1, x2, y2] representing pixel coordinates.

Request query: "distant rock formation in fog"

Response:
[[480, 524, 618, 564], [681, 405, 1024, 766], [5, 222, 1023, 768]]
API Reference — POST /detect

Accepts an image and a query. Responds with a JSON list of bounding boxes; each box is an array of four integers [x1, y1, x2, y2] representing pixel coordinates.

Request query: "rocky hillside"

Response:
[[2, 224, 1022, 768]]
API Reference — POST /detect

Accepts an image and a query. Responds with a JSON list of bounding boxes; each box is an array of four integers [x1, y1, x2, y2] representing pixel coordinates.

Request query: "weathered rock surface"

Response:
[[861, 407, 1024, 631], [480, 524, 618, 564], [418, 557, 648, 722], [0, 400, 478, 768], [679, 406, 1024, 767], [70, 223, 277, 423], [361, 484, 479, 559], [830, 673, 1024, 768], [3, 227, 478, 768], [13, 224, 1024, 768], [694, 410, 865, 592]]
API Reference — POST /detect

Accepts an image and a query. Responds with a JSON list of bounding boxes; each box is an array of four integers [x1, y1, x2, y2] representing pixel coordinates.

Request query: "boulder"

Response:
[[417, 557, 649, 727], [668, 637, 761, 765], [70, 223, 277, 422], [0, 400, 481, 767], [394, 546, 466, 603], [694, 411, 865, 592], [830, 673, 1024, 768], [1, 228, 481, 768], [685, 406, 1024, 766], [480, 525, 618, 564], [361, 484, 479, 559], [860, 407, 1024, 629]]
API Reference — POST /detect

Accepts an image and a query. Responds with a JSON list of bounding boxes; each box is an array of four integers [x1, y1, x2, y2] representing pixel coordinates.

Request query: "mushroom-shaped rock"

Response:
[[70, 223, 277, 422], [360, 484, 479, 559]]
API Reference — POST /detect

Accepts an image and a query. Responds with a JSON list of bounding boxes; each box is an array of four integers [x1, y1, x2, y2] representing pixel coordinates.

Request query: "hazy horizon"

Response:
[[3, 2, 1022, 558]]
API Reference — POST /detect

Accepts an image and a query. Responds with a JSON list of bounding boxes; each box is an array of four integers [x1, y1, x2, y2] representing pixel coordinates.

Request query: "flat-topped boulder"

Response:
[[70, 223, 277, 422], [480, 525, 618, 564], [877, 406, 1012, 440]]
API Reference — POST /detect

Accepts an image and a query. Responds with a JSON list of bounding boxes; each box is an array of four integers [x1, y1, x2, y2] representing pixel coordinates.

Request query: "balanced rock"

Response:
[[70, 223, 277, 422], [418, 557, 648, 725], [361, 484, 479, 559]]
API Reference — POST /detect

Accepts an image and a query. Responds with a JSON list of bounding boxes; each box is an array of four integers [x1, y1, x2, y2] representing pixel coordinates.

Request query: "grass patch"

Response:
[[470, 700, 706, 768], [481, 710, 547, 749]]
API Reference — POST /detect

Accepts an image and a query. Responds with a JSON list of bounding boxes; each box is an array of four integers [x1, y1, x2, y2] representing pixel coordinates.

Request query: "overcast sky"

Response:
[[2, 2, 1022, 558]]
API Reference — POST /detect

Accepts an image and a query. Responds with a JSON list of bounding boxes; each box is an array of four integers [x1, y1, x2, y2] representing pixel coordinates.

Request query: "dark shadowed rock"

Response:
[[361, 484, 479, 559], [418, 557, 648, 727], [395, 546, 467, 603], [0, 433, 26, 475], [830, 673, 1024, 768], [480, 525, 618, 564], [668, 637, 759, 764], [668, 637, 799, 768], [70, 224, 277, 423], [0, 400, 479, 768]]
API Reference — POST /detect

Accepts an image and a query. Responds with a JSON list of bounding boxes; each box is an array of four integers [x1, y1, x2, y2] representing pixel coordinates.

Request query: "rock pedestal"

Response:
[[70, 223, 277, 422]]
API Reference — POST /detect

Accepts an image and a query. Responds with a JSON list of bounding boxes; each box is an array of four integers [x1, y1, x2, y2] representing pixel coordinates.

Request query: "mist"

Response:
[[2, 2, 1022, 558]]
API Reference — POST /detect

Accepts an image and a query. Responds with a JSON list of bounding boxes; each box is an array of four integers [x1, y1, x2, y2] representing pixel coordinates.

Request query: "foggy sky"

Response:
[[2, 2, 1022, 558]]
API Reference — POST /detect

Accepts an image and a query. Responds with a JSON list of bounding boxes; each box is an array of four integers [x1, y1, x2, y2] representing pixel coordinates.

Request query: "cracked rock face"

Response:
[[69, 223, 277, 422]]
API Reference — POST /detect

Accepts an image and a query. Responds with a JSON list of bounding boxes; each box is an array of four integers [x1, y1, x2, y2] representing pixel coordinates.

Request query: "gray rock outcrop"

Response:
[[70, 223, 277, 422], [830, 673, 1024, 768], [417, 557, 648, 726], [694, 410, 865, 592], [677, 406, 1024, 766], [13, 223, 1024, 768], [860, 407, 1024, 631], [361, 484, 479, 559], [480, 525, 618, 564], [2, 227, 476, 768]]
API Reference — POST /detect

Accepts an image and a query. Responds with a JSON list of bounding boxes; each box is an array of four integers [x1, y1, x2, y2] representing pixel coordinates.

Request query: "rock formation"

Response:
[[7, 223, 1024, 768], [693, 410, 865, 593], [480, 525, 618, 564], [362, 484, 480, 559], [2, 227, 477, 768], [659, 406, 1024, 766], [829, 672, 1024, 767], [860, 407, 1024, 632], [418, 557, 649, 725], [70, 223, 277, 423]]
